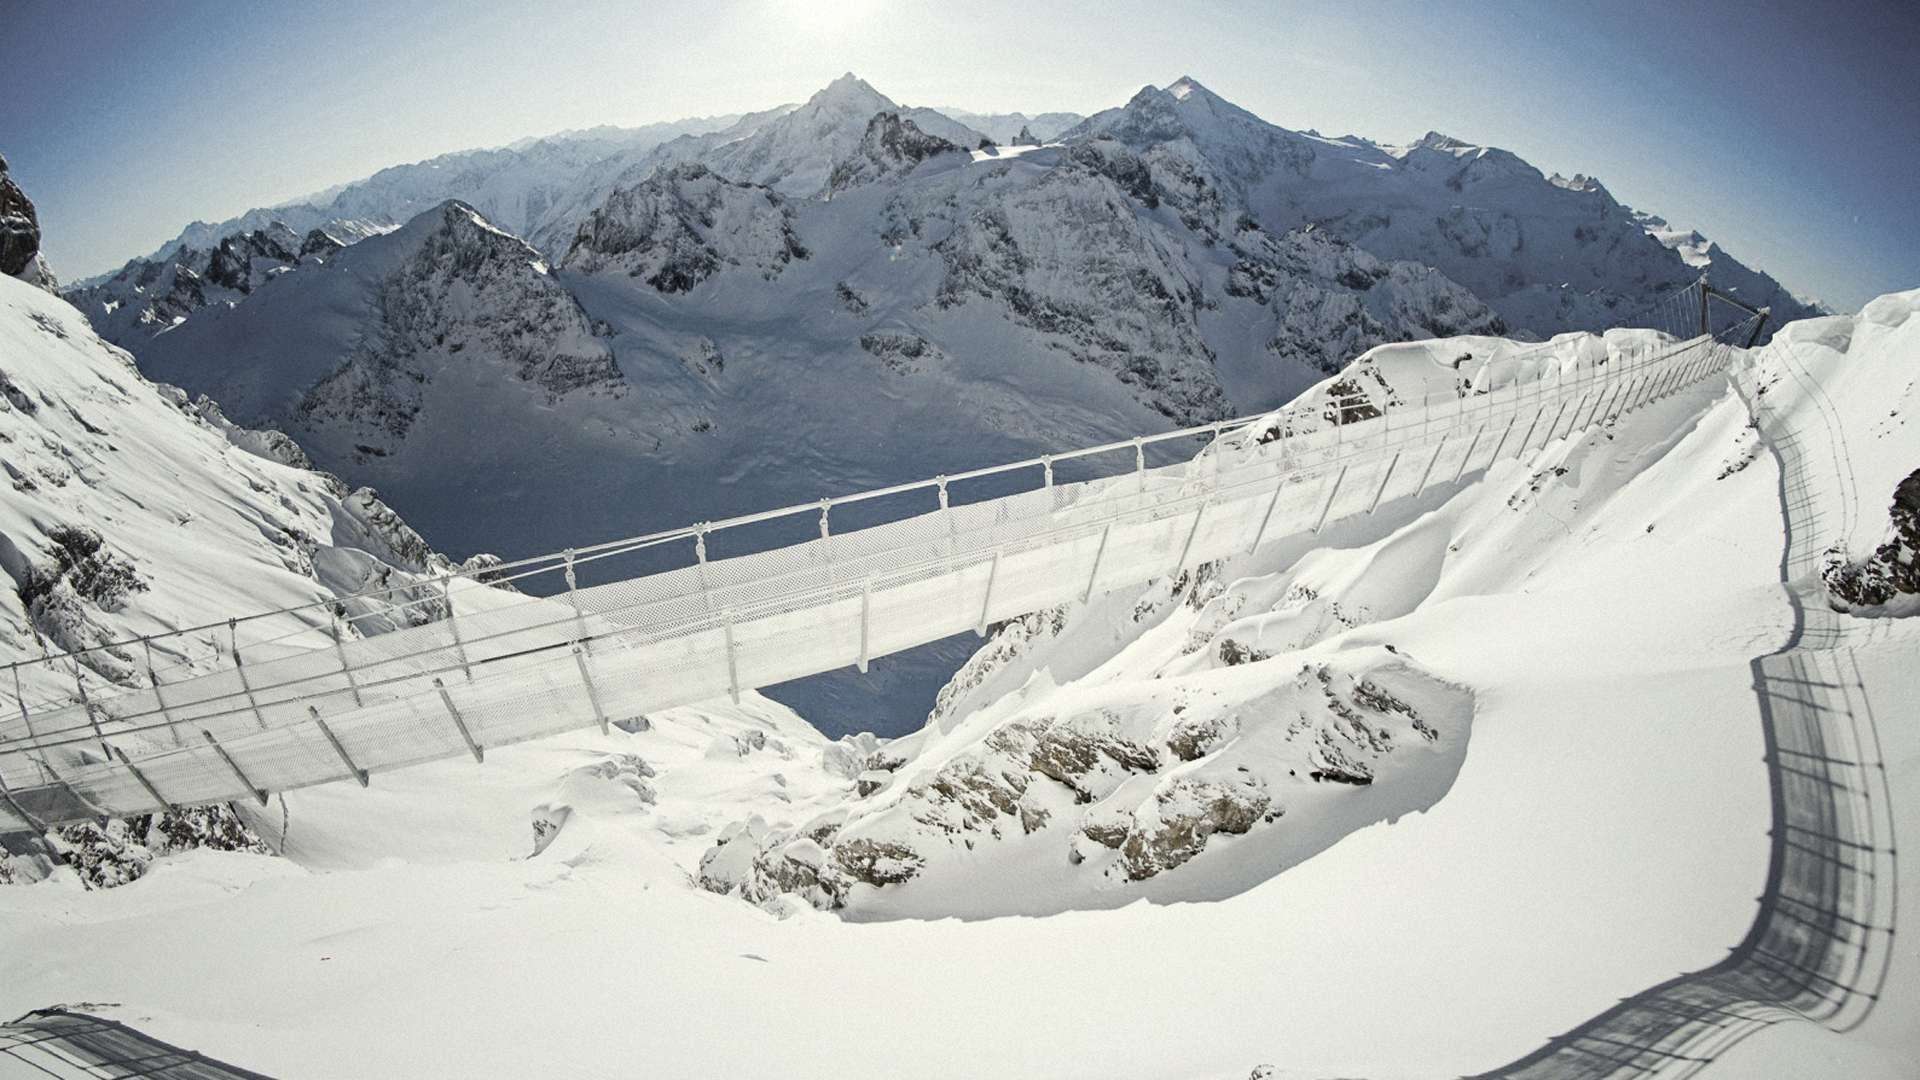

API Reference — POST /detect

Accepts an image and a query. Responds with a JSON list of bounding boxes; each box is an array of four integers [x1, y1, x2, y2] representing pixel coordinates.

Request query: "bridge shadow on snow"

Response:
[[0, 1009, 277, 1079], [1467, 358, 1899, 1077]]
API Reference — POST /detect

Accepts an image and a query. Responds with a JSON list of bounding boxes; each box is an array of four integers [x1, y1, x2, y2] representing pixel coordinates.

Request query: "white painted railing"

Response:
[[0, 292, 1761, 831]]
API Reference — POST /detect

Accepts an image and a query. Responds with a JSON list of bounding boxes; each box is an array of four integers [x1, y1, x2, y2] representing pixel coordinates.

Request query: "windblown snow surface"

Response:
[[2, 274, 1915, 1077]]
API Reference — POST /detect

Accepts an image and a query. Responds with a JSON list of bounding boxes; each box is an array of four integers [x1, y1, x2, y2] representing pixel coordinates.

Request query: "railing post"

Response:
[[1133, 438, 1146, 495], [70, 661, 109, 757], [1452, 424, 1486, 484], [1041, 455, 1054, 491], [1415, 434, 1448, 497], [202, 730, 267, 806], [857, 578, 872, 674], [229, 619, 269, 730], [573, 644, 609, 736], [976, 549, 1002, 636], [140, 639, 183, 748], [721, 610, 741, 704], [310, 705, 368, 788], [1249, 478, 1285, 555], [12, 662, 36, 744], [1368, 451, 1400, 514], [1311, 465, 1348, 534], [1487, 414, 1519, 465], [1085, 523, 1113, 601], [563, 548, 590, 652], [441, 575, 472, 680], [432, 678, 483, 764], [1515, 403, 1549, 458], [328, 611, 364, 708], [1539, 397, 1572, 448], [111, 745, 172, 814], [694, 527, 712, 610], [1174, 498, 1208, 573]]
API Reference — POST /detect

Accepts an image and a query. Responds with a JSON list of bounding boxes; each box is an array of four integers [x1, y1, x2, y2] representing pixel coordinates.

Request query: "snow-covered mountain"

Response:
[[69, 73, 1829, 735], [63, 220, 357, 347], [112, 116, 751, 275], [7, 285, 1913, 1077], [0, 274, 491, 699], [933, 107, 1086, 145], [137, 201, 622, 459], [1063, 77, 1820, 334]]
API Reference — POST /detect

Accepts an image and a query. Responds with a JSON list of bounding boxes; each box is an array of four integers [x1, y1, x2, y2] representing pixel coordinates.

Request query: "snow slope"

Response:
[[5, 294, 1912, 1078], [67, 73, 1831, 741], [0, 271, 509, 872]]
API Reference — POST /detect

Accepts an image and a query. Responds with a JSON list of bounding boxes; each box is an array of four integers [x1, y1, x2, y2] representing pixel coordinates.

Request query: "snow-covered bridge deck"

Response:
[[0, 298, 1747, 830]]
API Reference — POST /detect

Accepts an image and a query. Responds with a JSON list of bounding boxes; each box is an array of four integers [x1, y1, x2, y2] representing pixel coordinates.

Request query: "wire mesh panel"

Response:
[[0, 304, 1759, 827]]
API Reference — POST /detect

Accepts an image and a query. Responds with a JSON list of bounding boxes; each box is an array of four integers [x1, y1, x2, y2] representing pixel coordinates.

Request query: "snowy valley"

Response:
[[0, 50, 1914, 1080]]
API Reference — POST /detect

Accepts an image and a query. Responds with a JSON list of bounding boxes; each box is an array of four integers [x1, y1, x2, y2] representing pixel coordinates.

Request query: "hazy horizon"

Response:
[[5, 0, 1915, 308]]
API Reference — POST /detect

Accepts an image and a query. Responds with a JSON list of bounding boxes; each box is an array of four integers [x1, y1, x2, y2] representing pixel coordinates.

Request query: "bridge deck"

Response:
[[0, 328, 1734, 830]]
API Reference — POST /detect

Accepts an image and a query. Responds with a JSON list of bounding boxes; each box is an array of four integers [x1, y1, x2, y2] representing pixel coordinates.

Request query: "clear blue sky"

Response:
[[4, 0, 1914, 308]]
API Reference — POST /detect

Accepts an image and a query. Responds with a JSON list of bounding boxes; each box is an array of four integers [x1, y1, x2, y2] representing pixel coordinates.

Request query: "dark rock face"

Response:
[[562, 163, 808, 293], [45, 805, 274, 890], [0, 153, 44, 277], [299, 227, 345, 258], [827, 112, 960, 192], [1825, 468, 1920, 609]]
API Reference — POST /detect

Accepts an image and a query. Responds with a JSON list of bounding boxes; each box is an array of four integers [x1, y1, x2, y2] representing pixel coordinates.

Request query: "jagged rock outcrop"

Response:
[[828, 113, 960, 192], [699, 647, 1467, 912], [1825, 468, 1920, 611], [561, 163, 808, 291], [64, 220, 317, 346], [0, 153, 56, 291], [298, 201, 622, 454]]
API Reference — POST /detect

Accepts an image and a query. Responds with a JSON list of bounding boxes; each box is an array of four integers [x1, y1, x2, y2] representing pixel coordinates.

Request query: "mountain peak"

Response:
[[1166, 75, 1211, 100], [808, 72, 895, 113]]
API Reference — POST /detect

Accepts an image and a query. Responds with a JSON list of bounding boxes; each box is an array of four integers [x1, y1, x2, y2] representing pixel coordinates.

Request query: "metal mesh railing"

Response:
[[0, 284, 1763, 831]]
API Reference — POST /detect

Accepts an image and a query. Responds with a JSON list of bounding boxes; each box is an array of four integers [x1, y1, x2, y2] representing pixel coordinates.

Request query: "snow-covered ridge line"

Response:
[[0, 280, 1737, 680], [0, 290, 1760, 831]]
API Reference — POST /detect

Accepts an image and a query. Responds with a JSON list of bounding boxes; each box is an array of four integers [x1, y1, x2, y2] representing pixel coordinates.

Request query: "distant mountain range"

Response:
[[56, 73, 1823, 733]]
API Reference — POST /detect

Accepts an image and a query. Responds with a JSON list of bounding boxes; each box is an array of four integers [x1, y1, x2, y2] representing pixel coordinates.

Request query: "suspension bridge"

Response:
[[0, 281, 1768, 833]]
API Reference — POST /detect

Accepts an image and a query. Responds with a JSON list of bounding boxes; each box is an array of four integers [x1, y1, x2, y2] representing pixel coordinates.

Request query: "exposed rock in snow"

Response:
[[63, 220, 324, 348], [1824, 468, 1920, 613], [561, 164, 809, 290], [40, 806, 274, 890], [828, 113, 962, 193], [700, 644, 1467, 912], [0, 271, 496, 881], [0, 153, 56, 292]]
